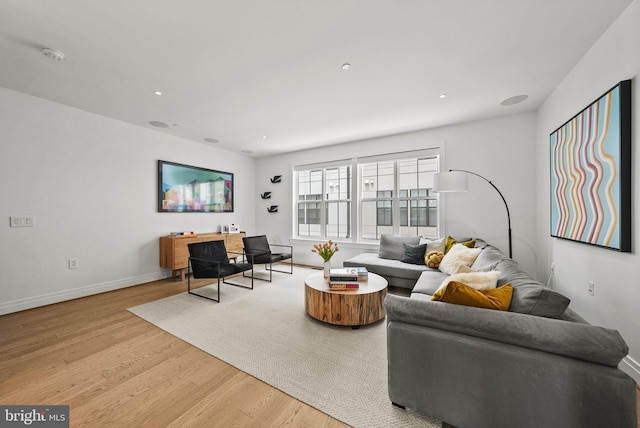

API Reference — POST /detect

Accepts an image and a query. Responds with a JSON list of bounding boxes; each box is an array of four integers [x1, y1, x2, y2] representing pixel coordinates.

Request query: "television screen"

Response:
[[158, 160, 234, 212]]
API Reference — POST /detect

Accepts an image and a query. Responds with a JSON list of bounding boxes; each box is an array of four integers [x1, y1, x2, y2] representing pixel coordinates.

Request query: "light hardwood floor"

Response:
[[1, 278, 638, 428], [0, 277, 348, 427]]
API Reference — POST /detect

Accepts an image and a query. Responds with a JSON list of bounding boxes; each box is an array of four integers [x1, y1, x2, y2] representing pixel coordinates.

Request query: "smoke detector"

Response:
[[42, 48, 65, 61]]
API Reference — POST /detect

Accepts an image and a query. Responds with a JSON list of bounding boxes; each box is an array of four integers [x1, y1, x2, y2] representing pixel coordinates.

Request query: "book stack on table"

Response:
[[328, 267, 368, 289]]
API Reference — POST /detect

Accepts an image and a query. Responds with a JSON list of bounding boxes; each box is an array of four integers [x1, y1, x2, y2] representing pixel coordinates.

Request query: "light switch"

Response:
[[10, 216, 35, 227]]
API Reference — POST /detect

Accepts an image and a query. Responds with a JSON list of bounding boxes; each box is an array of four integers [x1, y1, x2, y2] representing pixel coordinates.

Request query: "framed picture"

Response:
[[550, 80, 631, 251], [158, 160, 234, 212]]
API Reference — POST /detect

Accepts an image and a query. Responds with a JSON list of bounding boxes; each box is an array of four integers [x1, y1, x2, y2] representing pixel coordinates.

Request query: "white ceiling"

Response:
[[0, 0, 632, 157]]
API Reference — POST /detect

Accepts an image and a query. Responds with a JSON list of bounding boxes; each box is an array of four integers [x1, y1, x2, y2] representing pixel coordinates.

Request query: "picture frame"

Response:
[[549, 80, 631, 251], [158, 160, 234, 212]]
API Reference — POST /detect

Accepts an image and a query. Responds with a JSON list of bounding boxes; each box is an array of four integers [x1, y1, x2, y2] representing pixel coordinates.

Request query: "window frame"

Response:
[[294, 161, 353, 239], [293, 148, 442, 242], [359, 154, 439, 241]]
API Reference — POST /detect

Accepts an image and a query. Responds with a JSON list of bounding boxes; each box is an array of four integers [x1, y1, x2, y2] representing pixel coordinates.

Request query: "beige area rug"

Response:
[[128, 267, 441, 428]]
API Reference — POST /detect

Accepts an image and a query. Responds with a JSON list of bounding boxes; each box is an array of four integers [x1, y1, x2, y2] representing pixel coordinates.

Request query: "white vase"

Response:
[[323, 261, 331, 277]]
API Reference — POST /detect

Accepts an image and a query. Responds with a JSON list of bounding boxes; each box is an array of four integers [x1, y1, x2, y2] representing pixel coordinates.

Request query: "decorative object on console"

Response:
[[267, 205, 278, 213], [434, 170, 512, 258], [223, 224, 240, 233], [260, 192, 271, 199], [158, 160, 234, 213], [550, 79, 631, 252], [270, 175, 282, 183]]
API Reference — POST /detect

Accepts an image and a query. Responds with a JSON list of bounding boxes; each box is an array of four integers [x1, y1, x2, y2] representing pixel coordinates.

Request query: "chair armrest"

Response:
[[244, 249, 272, 256], [188, 256, 222, 270], [226, 250, 245, 256], [269, 244, 293, 252]]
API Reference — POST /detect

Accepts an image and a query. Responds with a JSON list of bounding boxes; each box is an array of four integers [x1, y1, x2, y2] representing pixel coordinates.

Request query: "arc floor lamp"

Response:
[[433, 169, 513, 258]]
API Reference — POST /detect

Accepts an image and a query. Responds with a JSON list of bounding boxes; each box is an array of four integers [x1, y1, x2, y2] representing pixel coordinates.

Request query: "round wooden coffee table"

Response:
[[304, 271, 388, 327]]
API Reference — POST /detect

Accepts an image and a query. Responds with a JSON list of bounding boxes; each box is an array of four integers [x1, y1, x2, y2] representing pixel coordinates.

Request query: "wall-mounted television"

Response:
[[550, 79, 631, 251], [158, 160, 234, 212]]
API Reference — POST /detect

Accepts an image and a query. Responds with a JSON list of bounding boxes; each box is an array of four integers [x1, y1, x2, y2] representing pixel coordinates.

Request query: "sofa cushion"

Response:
[[412, 269, 451, 296], [432, 281, 513, 311], [401, 243, 427, 265], [495, 259, 570, 318], [439, 243, 481, 274], [471, 244, 505, 271], [379, 234, 421, 260]]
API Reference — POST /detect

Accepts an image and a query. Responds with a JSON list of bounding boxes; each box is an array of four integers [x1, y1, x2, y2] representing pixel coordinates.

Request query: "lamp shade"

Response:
[[433, 171, 468, 193]]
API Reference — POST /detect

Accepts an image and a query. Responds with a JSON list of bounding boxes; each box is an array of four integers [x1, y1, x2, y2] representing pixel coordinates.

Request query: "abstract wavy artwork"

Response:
[[550, 80, 631, 251]]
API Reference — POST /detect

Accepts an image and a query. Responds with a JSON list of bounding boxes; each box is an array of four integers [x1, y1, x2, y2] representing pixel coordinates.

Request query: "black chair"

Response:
[[187, 240, 254, 302], [242, 235, 293, 282]]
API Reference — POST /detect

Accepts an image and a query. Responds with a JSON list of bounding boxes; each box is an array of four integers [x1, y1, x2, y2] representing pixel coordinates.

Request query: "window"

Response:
[[296, 164, 352, 239], [360, 156, 438, 240], [295, 149, 440, 241]]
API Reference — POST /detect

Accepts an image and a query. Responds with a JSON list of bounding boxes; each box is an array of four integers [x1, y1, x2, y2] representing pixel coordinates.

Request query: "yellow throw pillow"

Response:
[[444, 236, 476, 254], [432, 281, 513, 311]]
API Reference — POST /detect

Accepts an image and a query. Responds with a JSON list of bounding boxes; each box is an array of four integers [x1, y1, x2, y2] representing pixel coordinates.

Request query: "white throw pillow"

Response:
[[425, 237, 446, 253], [435, 270, 501, 294], [438, 243, 481, 275]]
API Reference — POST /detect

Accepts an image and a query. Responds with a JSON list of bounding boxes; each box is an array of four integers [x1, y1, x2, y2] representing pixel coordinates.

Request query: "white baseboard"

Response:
[[0, 272, 168, 316], [621, 356, 640, 384]]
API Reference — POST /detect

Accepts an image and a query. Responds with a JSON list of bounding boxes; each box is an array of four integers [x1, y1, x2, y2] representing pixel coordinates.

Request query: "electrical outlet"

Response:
[[588, 281, 595, 296], [69, 258, 79, 269]]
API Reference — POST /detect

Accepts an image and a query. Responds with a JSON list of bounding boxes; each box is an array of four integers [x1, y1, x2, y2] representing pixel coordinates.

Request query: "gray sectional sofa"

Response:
[[344, 235, 638, 428], [343, 234, 432, 289]]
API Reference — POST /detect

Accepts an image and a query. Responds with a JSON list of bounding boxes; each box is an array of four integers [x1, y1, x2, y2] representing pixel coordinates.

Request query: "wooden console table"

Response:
[[159, 232, 245, 280]]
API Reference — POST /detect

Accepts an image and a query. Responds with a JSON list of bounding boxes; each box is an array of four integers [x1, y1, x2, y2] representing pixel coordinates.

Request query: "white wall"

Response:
[[535, 0, 639, 381], [255, 112, 538, 274], [0, 87, 256, 314]]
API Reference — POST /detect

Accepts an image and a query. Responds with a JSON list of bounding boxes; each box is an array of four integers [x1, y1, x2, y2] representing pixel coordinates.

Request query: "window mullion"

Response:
[[321, 169, 327, 237], [393, 160, 400, 235]]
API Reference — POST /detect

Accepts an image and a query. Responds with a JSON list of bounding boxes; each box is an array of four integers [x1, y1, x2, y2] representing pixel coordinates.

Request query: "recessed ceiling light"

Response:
[[439, 94, 447, 99], [262, 135, 268, 139], [149, 120, 169, 128], [42, 47, 65, 61], [342, 63, 351, 71], [500, 94, 528, 106], [154, 91, 162, 96], [204, 138, 219, 143]]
